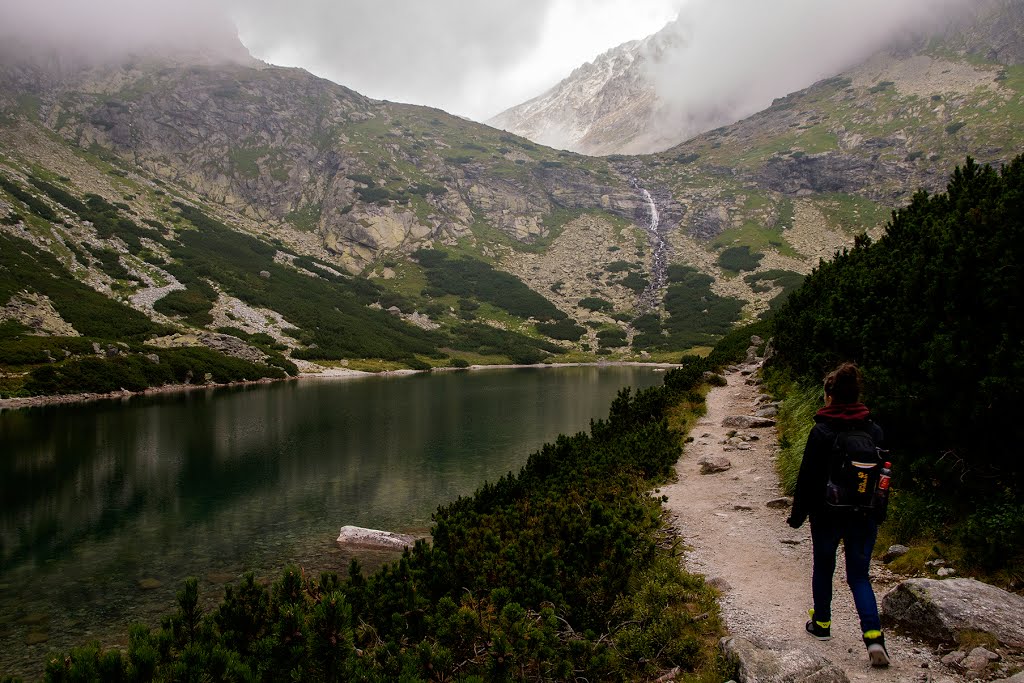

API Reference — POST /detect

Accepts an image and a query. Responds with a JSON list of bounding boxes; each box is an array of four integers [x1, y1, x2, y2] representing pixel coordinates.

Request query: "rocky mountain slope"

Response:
[[487, 30, 679, 156], [2, 1, 1024, 396], [491, 0, 1022, 157]]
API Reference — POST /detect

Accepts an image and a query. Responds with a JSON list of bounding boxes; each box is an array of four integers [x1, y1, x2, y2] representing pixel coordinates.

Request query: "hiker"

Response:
[[786, 362, 890, 667]]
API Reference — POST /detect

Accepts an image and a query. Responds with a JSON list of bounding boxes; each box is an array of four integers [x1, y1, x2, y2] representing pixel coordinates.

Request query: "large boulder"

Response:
[[723, 415, 777, 429], [881, 578, 1024, 648], [719, 636, 848, 683], [336, 526, 416, 550]]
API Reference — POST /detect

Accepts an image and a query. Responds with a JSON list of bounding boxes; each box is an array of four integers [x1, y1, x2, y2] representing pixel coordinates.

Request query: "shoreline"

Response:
[[0, 361, 681, 411]]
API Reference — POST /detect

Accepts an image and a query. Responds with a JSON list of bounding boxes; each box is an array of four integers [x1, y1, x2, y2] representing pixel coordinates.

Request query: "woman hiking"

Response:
[[787, 362, 890, 668]]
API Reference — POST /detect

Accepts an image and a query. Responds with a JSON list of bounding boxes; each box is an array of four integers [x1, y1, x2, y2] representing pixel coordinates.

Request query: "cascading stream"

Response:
[[632, 181, 669, 310]]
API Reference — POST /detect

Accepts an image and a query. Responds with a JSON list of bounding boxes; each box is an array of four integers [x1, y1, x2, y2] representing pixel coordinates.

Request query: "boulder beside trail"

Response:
[[720, 636, 849, 683], [881, 578, 1024, 648], [722, 415, 777, 429], [336, 526, 416, 550], [699, 456, 733, 474]]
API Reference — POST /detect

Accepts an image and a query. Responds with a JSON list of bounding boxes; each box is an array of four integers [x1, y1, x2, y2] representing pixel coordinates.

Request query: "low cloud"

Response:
[[0, 0, 244, 64], [644, 0, 979, 147]]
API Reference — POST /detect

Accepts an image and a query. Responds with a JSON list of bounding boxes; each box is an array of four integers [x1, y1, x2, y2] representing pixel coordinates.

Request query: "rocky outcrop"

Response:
[[719, 636, 849, 683], [881, 578, 1024, 648]]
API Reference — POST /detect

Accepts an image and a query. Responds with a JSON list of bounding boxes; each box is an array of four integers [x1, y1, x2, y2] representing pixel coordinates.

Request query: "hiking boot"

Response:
[[805, 609, 831, 640], [863, 631, 890, 668]]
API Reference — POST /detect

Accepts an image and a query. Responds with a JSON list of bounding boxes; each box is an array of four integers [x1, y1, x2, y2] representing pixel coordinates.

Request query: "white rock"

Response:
[[336, 525, 416, 550]]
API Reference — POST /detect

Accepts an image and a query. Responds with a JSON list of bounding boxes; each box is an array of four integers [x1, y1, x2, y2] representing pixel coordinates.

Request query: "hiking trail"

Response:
[[660, 361, 968, 683]]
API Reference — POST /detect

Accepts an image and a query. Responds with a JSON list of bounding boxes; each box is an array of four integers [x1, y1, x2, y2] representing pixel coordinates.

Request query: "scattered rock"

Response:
[[993, 672, 1024, 683], [259, 270, 271, 279], [737, 442, 752, 451], [722, 415, 776, 429], [755, 406, 778, 418], [734, 505, 754, 512], [962, 646, 1000, 672], [940, 651, 966, 666], [25, 631, 49, 646], [766, 497, 793, 509], [937, 567, 956, 577], [881, 578, 1024, 647], [720, 636, 849, 683], [883, 544, 910, 563], [707, 576, 732, 593], [138, 578, 163, 590], [336, 525, 416, 550], [700, 457, 733, 474]]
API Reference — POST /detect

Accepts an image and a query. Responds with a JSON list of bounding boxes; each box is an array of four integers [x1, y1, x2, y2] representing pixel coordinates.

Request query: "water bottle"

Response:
[[872, 462, 892, 511]]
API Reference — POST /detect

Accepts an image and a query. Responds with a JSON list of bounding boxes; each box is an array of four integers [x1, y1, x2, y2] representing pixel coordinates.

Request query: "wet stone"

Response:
[[25, 630, 50, 645], [138, 578, 163, 590]]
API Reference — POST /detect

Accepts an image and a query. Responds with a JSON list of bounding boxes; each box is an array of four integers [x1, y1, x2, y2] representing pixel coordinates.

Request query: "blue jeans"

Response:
[[810, 513, 881, 633]]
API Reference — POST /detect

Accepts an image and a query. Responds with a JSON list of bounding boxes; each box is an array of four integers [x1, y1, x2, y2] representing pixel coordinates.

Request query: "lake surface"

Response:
[[0, 366, 666, 678]]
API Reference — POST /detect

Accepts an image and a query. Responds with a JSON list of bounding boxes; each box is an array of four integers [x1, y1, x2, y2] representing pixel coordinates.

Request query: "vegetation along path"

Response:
[[660, 361, 968, 683]]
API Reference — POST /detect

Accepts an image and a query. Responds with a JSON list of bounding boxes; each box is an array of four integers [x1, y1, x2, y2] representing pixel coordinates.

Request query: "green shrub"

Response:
[[597, 328, 627, 348], [718, 246, 763, 273], [579, 297, 613, 313], [536, 318, 585, 341], [770, 157, 1024, 572], [413, 249, 565, 322]]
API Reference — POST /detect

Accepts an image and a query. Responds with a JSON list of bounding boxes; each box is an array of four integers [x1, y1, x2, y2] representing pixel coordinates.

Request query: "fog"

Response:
[[0, 0, 248, 65], [641, 0, 981, 150]]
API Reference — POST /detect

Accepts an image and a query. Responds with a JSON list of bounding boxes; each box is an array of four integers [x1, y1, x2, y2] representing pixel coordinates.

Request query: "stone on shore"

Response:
[[337, 525, 416, 550], [722, 415, 776, 429], [880, 578, 1024, 647], [720, 636, 849, 683]]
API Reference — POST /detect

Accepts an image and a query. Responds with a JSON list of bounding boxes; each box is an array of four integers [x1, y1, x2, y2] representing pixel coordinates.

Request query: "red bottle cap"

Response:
[[884, 462, 891, 468]]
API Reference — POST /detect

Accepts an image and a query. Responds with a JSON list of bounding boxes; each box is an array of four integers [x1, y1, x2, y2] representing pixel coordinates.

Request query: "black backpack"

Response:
[[824, 427, 888, 512]]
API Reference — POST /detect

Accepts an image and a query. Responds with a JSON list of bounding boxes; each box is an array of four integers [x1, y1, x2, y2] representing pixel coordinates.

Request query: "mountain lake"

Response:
[[0, 365, 667, 678]]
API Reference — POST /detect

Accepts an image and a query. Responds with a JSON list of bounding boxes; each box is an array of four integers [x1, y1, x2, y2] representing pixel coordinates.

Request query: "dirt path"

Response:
[[660, 363, 965, 683]]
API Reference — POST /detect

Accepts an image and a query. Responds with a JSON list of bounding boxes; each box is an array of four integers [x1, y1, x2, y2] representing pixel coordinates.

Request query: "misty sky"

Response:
[[1, 0, 979, 126]]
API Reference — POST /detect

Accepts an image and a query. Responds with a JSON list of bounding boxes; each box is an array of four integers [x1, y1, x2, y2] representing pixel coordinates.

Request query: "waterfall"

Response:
[[633, 181, 669, 310]]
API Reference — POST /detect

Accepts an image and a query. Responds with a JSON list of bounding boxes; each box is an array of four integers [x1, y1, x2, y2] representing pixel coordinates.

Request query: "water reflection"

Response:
[[0, 366, 664, 678]]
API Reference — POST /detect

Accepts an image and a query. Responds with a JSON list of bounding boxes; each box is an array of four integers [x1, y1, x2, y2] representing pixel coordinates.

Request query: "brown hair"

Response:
[[824, 362, 862, 404]]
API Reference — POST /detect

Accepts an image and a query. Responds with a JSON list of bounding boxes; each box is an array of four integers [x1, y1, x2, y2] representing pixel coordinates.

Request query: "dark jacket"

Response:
[[787, 402, 885, 528]]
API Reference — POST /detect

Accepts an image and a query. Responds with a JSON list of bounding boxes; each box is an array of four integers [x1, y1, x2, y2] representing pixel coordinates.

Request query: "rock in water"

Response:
[[336, 525, 416, 550], [880, 578, 1024, 647]]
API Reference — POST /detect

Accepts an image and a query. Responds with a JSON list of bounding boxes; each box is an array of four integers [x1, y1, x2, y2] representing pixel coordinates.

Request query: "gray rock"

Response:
[[751, 335, 764, 346], [737, 443, 753, 451], [707, 576, 732, 592], [940, 651, 966, 666], [766, 497, 793, 509], [962, 646, 999, 672], [756, 406, 779, 418], [259, 270, 271, 279], [337, 525, 415, 550], [881, 578, 1024, 647], [993, 673, 1024, 683], [700, 457, 732, 474], [937, 567, 956, 577], [722, 415, 777, 429], [719, 636, 849, 683], [882, 545, 910, 563]]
